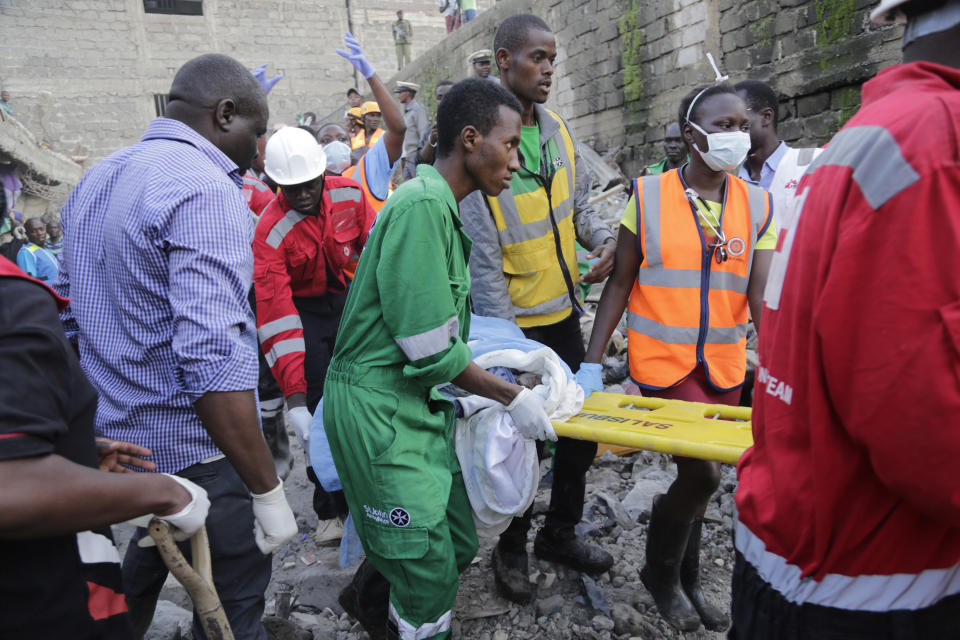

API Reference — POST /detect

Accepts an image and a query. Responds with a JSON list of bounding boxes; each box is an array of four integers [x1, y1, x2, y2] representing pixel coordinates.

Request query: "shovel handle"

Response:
[[148, 520, 234, 640]]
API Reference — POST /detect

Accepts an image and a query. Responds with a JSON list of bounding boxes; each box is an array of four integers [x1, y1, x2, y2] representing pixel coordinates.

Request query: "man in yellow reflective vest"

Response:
[[460, 13, 617, 604]]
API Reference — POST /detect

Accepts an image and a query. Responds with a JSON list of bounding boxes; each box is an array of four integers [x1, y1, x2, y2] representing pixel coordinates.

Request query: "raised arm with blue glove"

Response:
[[336, 32, 376, 79], [252, 63, 283, 95]]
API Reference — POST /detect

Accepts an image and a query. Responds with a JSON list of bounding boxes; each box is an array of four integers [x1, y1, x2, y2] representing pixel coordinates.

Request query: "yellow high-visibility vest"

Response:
[[485, 109, 579, 328]]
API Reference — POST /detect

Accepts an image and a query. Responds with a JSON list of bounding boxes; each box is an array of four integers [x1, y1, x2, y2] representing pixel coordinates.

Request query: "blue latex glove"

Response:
[[336, 32, 376, 79], [252, 63, 283, 95], [576, 362, 604, 398]]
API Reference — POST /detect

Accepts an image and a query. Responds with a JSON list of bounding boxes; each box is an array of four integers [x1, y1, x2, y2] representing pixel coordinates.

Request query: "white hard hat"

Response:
[[322, 141, 352, 175], [871, 0, 909, 23], [264, 127, 326, 186]]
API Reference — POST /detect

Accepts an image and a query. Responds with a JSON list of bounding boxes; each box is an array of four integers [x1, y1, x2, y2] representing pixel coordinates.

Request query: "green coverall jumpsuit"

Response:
[[324, 165, 478, 639]]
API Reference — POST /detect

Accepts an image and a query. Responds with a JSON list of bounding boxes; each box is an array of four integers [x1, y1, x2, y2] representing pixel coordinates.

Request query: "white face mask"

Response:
[[688, 120, 751, 172]]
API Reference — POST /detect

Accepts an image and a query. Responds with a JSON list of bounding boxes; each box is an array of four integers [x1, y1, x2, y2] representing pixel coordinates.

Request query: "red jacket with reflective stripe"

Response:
[[736, 62, 960, 593], [242, 174, 276, 220], [252, 176, 374, 396]]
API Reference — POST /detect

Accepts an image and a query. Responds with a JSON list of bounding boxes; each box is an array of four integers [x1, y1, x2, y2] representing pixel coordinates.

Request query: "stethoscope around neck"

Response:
[[681, 166, 729, 265]]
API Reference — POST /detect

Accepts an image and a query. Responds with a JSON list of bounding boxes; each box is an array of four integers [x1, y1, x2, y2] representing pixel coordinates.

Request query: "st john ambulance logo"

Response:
[[390, 508, 410, 528]]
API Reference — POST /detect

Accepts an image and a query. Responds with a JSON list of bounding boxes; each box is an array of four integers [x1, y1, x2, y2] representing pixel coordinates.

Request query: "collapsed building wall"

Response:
[[390, 0, 904, 177]]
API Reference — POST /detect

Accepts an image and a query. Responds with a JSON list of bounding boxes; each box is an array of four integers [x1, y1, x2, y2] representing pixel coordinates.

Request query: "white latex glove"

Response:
[[505, 388, 558, 442], [288, 406, 312, 443], [251, 478, 299, 554], [136, 474, 210, 547]]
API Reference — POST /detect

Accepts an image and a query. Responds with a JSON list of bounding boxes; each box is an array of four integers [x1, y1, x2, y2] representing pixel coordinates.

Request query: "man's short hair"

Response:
[[436, 78, 522, 157], [734, 79, 780, 128], [437, 80, 454, 89], [168, 53, 266, 118], [493, 14, 551, 61], [678, 82, 738, 131], [347, 88, 360, 97]]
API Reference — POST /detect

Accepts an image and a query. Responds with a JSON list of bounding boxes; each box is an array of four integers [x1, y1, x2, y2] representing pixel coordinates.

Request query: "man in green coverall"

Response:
[[324, 78, 558, 640]]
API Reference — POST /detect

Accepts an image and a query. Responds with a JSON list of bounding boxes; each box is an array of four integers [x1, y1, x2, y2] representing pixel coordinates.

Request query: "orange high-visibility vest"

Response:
[[351, 131, 365, 150], [627, 170, 771, 391], [343, 155, 386, 213]]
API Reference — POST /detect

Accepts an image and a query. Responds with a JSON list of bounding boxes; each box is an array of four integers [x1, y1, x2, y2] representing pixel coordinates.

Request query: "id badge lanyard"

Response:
[[684, 187, 728, 264]]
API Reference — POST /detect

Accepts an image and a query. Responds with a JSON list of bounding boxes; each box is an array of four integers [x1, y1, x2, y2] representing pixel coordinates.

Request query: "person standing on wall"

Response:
[[460, 0, 478, 23], [460, 13, 617, 606], [393, 10, 413, 71]]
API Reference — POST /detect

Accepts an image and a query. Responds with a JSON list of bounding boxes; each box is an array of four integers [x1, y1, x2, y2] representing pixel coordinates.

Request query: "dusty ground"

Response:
[[126, 427, 739, 640]]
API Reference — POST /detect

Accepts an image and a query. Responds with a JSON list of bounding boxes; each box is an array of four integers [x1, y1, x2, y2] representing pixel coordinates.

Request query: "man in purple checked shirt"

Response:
[[53, 54, 297, 640]]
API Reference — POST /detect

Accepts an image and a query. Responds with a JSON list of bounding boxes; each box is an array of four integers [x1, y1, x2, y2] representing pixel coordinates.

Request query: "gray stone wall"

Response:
[[0, 0, 907, 186], [388, 0, 905, 178], [0, 0, 492, 167]]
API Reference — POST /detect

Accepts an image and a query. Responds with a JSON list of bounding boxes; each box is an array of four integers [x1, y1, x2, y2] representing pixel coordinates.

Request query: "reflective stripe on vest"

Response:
[[344, 157, 386, 213], [627, 170, 771, 391], [266, 210, 309, 249], [485, 109, 578, 328]]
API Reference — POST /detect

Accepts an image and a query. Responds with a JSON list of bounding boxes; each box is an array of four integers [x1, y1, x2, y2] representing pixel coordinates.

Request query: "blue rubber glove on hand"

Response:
[[252, 63, 284, 95], [576, 362, 604, 398], [336, 32, 376, 79]]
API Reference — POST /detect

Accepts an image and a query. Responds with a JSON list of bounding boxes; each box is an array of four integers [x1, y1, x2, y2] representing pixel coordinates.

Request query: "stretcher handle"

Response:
[[148, 520, 234, 640]]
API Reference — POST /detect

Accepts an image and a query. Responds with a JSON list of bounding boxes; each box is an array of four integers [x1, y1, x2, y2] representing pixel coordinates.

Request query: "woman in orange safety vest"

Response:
[[581, 83, 775, 633]]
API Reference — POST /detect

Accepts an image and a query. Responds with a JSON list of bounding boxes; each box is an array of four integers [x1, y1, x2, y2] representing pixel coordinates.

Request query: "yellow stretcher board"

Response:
[[552, 392, 753, 466]]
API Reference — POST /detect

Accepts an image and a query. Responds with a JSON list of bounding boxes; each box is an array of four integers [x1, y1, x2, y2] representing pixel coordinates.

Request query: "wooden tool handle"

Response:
[[149, 520, 234, 640]]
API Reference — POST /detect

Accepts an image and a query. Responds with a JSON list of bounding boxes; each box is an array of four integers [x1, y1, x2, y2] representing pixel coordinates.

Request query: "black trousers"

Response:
[[123, 458, 271, 640], [730, 550, 960, 640], [293, 294, 349, 520], [498, 311, 598, 548]]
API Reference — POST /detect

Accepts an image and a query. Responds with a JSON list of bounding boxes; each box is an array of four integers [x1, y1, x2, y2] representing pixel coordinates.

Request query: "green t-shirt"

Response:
[[519, 124, 540, 175]]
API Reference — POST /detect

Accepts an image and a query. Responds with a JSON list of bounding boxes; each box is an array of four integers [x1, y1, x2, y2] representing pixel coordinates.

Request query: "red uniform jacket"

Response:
[[252, 176, 374, 397], [735, 62, 960, 610], [242, 174, 276, 221]]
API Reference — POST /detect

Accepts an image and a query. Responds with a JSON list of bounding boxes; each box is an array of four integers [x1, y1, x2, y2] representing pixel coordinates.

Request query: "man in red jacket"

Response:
[[732, 1, 960, 638], [253, 126, 375, 545]]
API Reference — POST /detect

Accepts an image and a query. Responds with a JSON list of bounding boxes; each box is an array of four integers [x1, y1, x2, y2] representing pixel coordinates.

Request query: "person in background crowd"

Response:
[[469, 49, 499, 83], [406, 80, 453, 180], [438, 0, 460, 33], [0, 90, 12, 115], [253, 126, 375, 546], [731, 1, 960, 637], [53, 53, 298, 639], [460, 0, 478, 22], [461, 14, 617, 606], [347, 87, 364, 109], [45, 220, 63, 255], [735, 79, 823, 228], [640, 122, 687, 176], [338, 34, 406, 213], [0, 254, 211, 640], [393, 10, 413, 71], [326, 77, 550, 640], [396, 81, 429, 181], [582, 81, 775, 632], [352, 101, 386, 164], [319, 122, 351, 147], [17, 218, 59, 282], [347, 106, 365, 149], [323, 140, 353, 176]]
